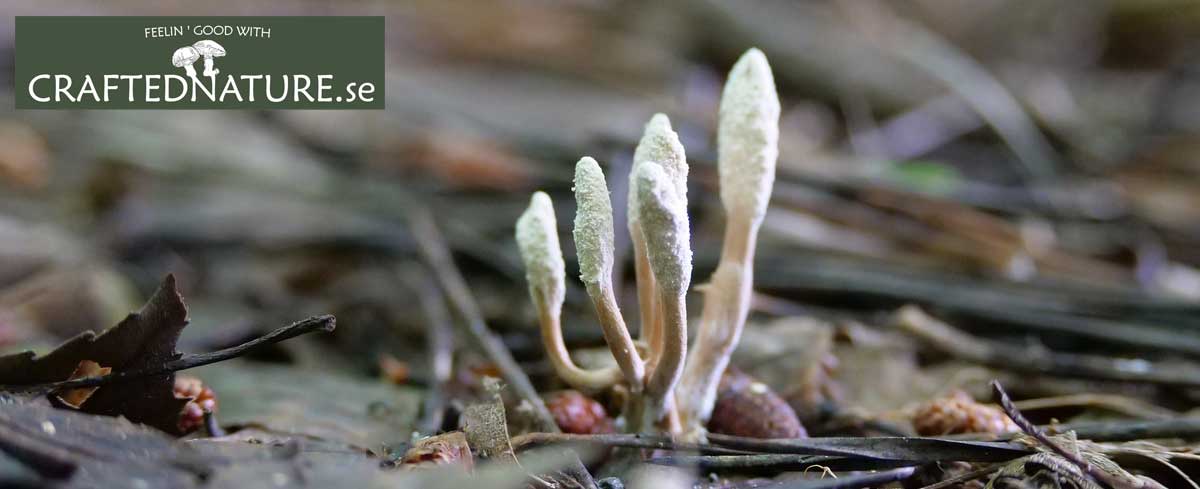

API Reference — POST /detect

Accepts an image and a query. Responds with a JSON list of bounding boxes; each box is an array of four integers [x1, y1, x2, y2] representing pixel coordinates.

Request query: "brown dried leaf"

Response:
[[55, 360, 111, 409], [0, 275, 193, 434], [461, 377, 519, 465]]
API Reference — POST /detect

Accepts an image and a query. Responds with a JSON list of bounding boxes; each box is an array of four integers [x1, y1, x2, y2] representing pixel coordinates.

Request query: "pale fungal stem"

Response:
[[677, 48, 780, 441], [632, 242, 666, 378], [629, 114, 688, 372], [629, 194, 658, 369], [516, 192, 622, 390], [634, 162, 691, 432], [629, 233, 659, 366], [573, 157, 646, 391]]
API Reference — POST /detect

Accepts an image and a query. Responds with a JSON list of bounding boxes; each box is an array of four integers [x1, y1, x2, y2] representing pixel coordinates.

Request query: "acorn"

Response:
[[545, 390, 616, 435], [708, 367, 806, 439]]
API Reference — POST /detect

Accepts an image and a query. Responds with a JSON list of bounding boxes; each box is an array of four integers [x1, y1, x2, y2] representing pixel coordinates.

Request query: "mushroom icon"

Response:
[[171, 46, 200, 78], [192, 40, 226, 77]]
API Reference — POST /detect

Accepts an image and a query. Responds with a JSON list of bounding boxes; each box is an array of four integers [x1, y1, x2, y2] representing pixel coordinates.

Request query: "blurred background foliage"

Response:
[[2, 0, 1200, 431]]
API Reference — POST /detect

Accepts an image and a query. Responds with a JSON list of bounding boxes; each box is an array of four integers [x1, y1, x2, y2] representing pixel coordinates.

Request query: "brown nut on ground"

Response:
[[912, 390, 1018, 436], [707, 367, 806, 439], [546, 390, 616, 435]]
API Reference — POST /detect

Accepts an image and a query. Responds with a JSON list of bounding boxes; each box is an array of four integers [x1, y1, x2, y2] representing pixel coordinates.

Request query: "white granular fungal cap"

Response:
[[572, 157, 614, 285], [516, 192, 565, 305], [718, 48, 779, 221], [635, 162, 692, 295], [628, 113, 688, 229]]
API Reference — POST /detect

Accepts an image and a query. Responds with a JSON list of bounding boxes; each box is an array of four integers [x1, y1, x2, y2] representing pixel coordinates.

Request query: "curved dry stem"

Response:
[[534, 289, 623, 391], [584, 281, 645, 391]]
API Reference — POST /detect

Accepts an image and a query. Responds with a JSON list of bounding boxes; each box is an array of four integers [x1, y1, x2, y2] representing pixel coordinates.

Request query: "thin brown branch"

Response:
[[648, 453, 911, 472], [992, 380, 1134, 489], [408, 208, 560, 433], [1, 315, 336, 393], [705, 433, 1030, 462], [404, 265, 456, 435], [509, 432, 748, 455]]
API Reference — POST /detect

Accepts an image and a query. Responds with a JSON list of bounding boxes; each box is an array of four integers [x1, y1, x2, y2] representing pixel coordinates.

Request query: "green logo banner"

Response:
[[16, 17, 384, 109]]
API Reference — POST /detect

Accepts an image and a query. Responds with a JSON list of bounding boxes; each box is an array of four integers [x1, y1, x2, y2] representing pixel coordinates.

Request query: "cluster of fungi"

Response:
[[516, 48, 779, 441]]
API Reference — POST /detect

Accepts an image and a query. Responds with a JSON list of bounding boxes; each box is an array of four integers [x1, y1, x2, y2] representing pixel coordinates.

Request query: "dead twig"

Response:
[[403, 266, 455, 435], [648, 453, 913, 473], [705, 433, 1031, 462], [992, 380, 1135, 489], [509, 432, 748, 455], [0, 315, 336, 394], [408, 208, 559, 433]]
